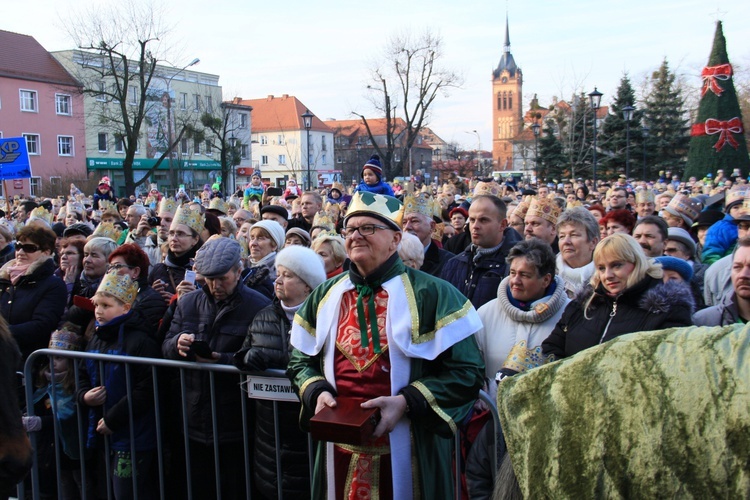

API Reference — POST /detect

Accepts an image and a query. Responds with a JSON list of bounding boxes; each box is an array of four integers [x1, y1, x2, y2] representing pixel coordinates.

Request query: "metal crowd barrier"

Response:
[[18, 349, 500, 500]]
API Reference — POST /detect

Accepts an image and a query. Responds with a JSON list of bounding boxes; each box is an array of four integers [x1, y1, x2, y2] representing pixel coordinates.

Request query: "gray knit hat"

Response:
[[194, 236, 242, 278], [251, 220, 285, 251], [274, 245, 326, 291]]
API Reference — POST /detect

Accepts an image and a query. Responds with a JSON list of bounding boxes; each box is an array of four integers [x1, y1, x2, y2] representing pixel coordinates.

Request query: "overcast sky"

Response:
[[5, 0, 749, 151]]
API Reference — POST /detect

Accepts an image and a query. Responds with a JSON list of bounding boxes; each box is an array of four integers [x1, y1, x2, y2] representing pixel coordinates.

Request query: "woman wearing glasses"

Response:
[[0, 225, 67, 363], [108, 244, 168, 333]]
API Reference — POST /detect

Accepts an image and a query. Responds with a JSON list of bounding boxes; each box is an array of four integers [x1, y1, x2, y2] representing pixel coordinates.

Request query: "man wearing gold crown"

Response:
[[288, 191, 485, 499], [402, 193, 453, 276]]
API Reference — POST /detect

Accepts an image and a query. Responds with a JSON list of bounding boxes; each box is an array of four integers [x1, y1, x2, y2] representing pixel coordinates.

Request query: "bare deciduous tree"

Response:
[[355, 30, 462, 180]]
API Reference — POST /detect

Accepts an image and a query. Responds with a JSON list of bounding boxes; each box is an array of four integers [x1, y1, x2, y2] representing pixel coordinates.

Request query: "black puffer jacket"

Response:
[[542, 277, 694, 360], [0, 257, 67, 363], [233, 300, 310, 499], [162, 285, 271, 444], [133, 283, 168, 333]]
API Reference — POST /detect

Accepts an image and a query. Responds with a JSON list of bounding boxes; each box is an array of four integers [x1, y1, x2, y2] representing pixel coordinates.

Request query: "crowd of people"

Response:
[[1, 156, 748, 499]]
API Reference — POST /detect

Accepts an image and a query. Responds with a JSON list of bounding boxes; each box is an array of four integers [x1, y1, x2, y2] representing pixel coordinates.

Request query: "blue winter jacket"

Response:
[[701, 214, 737, 265]]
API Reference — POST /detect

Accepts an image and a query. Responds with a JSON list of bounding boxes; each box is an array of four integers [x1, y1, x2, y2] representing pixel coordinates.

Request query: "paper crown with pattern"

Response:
[[49, 324, 84, 351], [665, 193, 702, 225], [635, 189, 655, 204], [527, 196, 563, 225], [98, 200, 116, 212], [473, 180, 502, 198], [91, 222, 122, 242], [501, 340, 555, 374], [403, 193, 440, 221], [158, 197, 179, 215], [725, 186, 750, 209], [208, 197, 228, 214], [66, 201, 84, 215], [29, 207, 52, 224], [171, 205, 205, 235], [344, 191, 403, 231], [312, 212, 335, 230], [513, 197, 532, 221], [96, 272, 139, 305]]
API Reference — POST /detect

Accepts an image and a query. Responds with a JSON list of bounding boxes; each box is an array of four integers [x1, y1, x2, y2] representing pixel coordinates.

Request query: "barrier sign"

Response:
[[0, 138, 32, 180], [246, 375, 299, 402]]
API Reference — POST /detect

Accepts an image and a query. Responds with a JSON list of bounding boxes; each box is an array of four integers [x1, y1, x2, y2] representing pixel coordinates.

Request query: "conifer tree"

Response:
[[600, 75, 644, 179], [643, 59, 690, 179], [538, 120, 566, 181], [685, 21, 749, 179]]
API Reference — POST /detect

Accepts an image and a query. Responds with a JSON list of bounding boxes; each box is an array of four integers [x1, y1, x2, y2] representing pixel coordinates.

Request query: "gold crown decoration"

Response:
[[171, 205, 205, 235], [92, 222, 122, 242], [29, 207, 52, 224], [96, 272, 139, 305], [313, 212, 335, 230], [330, 182, 345, 194], [66, 201, 84, 215], [49, 324, 84, 351], [501, 340, 555, 374], [566, 200, 583, 210], [159, 197, 179, 215], [665, 193, 701, 224], [725, 186, 750, 208], [527, 196, 563, 225], [473, 180, 501, 198], [345, 191, 404, 230], [635, 189, 655, 204], [98, 200, 116, 212], [208, 198, 228, 214], [513, 198, 531, 221], [740, 191, 750, 215], [403, 193, 440, 221]]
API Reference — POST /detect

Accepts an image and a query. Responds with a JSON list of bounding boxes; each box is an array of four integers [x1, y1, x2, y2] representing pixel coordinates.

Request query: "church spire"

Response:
[[504, 14, 510, 53], [493, 13, 518, 79]]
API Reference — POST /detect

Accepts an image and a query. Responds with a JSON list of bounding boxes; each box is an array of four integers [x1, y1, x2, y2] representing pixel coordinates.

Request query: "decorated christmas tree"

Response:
[[685, 21, 749, 179]]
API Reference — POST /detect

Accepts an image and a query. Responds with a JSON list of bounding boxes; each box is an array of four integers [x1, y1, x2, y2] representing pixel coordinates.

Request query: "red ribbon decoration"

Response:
[[690, 117, 744, 151], [701, 63, 733, 97]]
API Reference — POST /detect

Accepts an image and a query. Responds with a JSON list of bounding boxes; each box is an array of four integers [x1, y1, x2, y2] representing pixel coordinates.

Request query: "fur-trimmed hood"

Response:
[[573, 276, 695, 317]]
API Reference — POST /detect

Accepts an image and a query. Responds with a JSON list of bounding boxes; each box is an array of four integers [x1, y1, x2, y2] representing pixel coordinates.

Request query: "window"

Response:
[[321, 136, 327, 151], [193, 94, 201, 112], [50, 176, 62, 190], [278, 134, 285, 145], [20, 90, 37, 112], [128, 85, 138, 105], [205, 140, 212, 155], [278, 154, 286, 165], [322, 154, 327, 165], [55, 94, 72, 115], [115, 136, 125, 153], [508, 92, 513, 110], [181, 138, 189, 155], [239, 113, 248, 129], [30, 177, 41, 197], [180, 93, 187, 110], [193, 140, 201, 155], [206, 95, 213, 113], [337, 157, 343, 164], [23, 134, 40, 155], [260, 135, 268, 145], [261, 155, 268, 165], [98, 133, 108, 152], [240, 144, 249, 159], [96, 82, 107, 102], [57, 136, 74, 156]]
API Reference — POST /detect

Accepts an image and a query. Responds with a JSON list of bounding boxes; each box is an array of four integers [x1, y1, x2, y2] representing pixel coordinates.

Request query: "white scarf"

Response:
[[556, 253, 595, 297]]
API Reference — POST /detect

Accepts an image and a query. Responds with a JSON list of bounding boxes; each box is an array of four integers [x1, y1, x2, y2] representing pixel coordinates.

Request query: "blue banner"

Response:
[[0, 137, 32, 180]]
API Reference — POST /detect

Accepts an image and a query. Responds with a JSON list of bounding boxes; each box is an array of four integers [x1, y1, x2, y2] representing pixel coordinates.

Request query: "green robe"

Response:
[[288, 259, 485, 499], [498, 324, 750, 499]]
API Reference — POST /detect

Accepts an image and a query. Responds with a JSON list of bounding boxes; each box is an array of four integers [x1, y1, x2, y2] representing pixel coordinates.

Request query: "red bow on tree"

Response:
[[701, 63, 733, 97], [691, 117, 744, 151]]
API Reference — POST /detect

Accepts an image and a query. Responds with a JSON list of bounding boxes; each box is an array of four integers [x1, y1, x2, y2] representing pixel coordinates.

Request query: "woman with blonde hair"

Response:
[[542, 233, 694, 359], [311, 232, 346, 278]]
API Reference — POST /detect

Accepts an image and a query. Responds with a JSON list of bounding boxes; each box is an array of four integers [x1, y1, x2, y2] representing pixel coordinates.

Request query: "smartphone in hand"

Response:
[[184, 270, 196, 285]]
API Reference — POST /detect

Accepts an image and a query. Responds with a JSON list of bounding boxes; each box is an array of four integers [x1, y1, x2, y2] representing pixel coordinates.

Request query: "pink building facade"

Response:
[[0, 30, 86, 198]]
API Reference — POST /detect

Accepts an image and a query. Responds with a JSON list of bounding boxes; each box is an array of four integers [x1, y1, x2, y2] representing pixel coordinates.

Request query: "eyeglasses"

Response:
[[168, 230, 192, 238], [341, 224, 390, 238], [16, 243, 40, 253], [107, 263, 135, 272]]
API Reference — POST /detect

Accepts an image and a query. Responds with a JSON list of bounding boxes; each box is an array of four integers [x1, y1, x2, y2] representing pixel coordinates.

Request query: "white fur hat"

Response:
[[274, 245, 327, 291]]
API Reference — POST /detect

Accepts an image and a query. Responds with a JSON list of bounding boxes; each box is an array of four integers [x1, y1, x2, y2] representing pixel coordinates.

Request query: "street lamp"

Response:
[[588, 87, 603, 187], [301, 109, 314, 191], [622, 104, 635, 181], [642, 125, 650, 181], [466, 130, 481, 176], [531, 122, 541, 183], [166, 58, 200, 190]]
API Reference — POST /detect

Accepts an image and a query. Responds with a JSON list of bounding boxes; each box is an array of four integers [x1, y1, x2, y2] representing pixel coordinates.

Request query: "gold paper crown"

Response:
[[345, 191, 403, 230], [403, 193, 440, 221], [159, 197, 179, 214], [527, 196, 563, 225], [330, 182, 345, 193], [513, 199, 531, 220], [98, 200, 115, 212], [313, 212, 335, 230], [473, 180, 501, 198], [566, 200, 583, 209], [725, 186, 749, 208], [501, 340, 555, 373], [96, 272, 139, 305], [49, 324, 84, 351], [635, 189, 655, 204], [92, 222, 122, 242], [66, 201, 84, 215], [741, 191, 750, 214], [171, 205, 205, 235], [666, 194, 701, 224], [29, 207, 52, 224], [208, 198, 228, 214]]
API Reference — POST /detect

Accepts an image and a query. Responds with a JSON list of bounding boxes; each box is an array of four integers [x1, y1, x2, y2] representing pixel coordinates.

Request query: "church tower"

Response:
[[492, 15, 523, 171]]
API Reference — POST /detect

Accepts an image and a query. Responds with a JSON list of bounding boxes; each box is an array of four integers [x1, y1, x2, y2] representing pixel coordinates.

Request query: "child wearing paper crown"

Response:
[[353, 154, 395, 196], [78, 273, 160, 499], [26, 324, 94, 499]]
